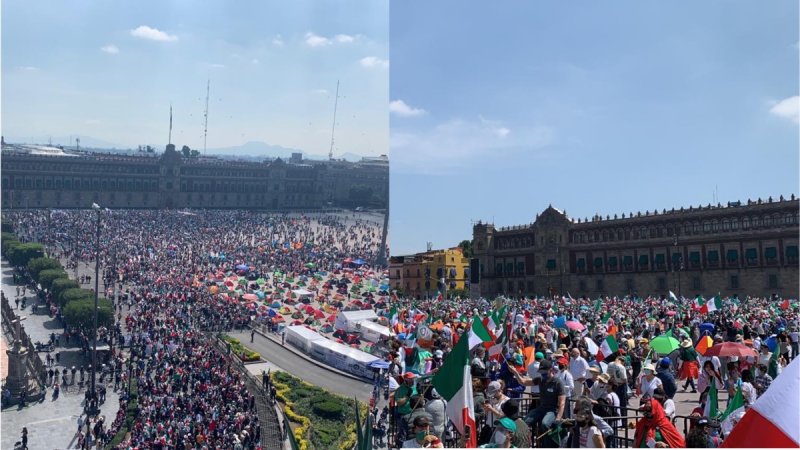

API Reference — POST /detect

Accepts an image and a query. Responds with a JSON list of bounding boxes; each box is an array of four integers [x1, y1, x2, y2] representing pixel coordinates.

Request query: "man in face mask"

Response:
[[395, 372, 418, 443], [478, 417, 516, 448], [514, 360, 566, 431], [402, 416, 442, 448]]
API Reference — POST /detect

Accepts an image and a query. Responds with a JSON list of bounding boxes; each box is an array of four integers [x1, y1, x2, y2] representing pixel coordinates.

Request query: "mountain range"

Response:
[[4, 136, 366, 162]]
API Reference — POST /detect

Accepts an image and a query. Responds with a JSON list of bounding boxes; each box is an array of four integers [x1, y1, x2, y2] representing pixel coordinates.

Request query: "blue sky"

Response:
[[2, 0, 388, 156], [390, 1, 799, 256]]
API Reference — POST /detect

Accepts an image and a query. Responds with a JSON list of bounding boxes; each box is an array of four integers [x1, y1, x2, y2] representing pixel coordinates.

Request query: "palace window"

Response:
[[608, 256, 618, 271], [765, 247, 778, 264], [745, 248, 758, 266], [657, 277, 667, 291], [596, 279, 604, 292], [623, 255, 633, 271], [692, 277, 702, 290], [786, 245, 798, 264], [593, 257, 604, 271], [726, 249, 739, 266], [546, 259, 556, 270], [579, 280, 587, 292], [626, 278, 634, 292], [707, 250, 719, 267], [576, 258, 586, 273], [763, 216, 772, 227], [654, 253, 666, 270], [638, 254, 649, 269]]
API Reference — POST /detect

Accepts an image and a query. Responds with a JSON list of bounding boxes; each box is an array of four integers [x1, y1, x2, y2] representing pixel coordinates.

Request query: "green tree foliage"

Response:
[[181, 145, 191, 157], [38, 268, 69, 291], [60, 287, 94, 307], [63, 297, 113, 331], [51, 278, 80, 300], [28, 257, 63, 280], [7, 242, 44, 267], [458, 239, 473, 258]]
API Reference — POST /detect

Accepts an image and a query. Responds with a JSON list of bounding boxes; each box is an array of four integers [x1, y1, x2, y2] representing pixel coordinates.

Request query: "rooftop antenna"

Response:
[[203, 79, 210, 156], [76, 137, 80, 151], [328, 80, 339, 160], [168, 104, 173, 145]]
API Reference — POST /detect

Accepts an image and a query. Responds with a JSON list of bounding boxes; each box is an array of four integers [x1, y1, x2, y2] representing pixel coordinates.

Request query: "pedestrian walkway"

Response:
[[1, 260, 120, 450]]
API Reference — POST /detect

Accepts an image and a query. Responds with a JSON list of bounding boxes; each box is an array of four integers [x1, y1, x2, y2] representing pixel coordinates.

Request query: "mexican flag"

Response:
[[432, 336, 477, 448], [597, 335, 619, 362], [720, 386, 744, 435], [694, 295, 705, 310], [389, 305, 399, 327], [720, 357, 800, 448], [584, 337, 599, 357], [780, 298, 791, 310], [669, 291, 678, 302], [703, 382, 719, 419], [468, 318, 494, 350], [487, 327, 508, 359], [594, 297, 603, 311], [702, 295, 722, 314]]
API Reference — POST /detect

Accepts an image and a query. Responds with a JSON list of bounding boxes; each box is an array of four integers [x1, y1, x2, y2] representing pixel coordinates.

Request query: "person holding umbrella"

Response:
[[678, 339, 699, 393]]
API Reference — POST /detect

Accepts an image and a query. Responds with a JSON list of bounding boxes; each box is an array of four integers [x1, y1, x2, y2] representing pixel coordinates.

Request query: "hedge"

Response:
[[220, 335, 261, 362], [51, 278, 80, 301], [272, 371, 363, 450], [6, 242, 44, 267], [59, 288, 94, 307], [38, 268, 68, 291], [28, 257, 63, 281], [63, 298, 114, 331], [106, 380, 140, 449]]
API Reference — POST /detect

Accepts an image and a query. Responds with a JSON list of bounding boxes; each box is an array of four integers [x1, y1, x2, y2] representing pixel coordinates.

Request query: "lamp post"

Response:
[[90, 203, 102, 416]]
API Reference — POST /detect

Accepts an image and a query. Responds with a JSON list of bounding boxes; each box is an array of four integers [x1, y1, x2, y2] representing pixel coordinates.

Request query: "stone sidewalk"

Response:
[[1, 260, 121, 450]]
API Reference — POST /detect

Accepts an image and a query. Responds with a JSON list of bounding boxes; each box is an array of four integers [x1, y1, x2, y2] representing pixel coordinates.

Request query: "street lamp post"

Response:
[[90, 203, 102, 416]]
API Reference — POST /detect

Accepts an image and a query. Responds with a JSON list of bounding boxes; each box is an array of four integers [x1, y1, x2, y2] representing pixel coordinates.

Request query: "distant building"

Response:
[[472, 199, 800, 299], [390, 247, 470, 299], [0, 143, 388, 210]]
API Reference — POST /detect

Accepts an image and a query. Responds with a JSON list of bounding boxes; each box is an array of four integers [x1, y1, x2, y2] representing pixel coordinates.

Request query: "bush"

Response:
[[59, 288, 94, 307], [51, 278, 80, 301], [7, 242, 44, 267], [63, 298, 113, 330], [312, 400, 344, 419], [220, 334, 262, 362], [38, 268, 68, 291], [28, 257, 63, 281], [1, 232, 18, 244]]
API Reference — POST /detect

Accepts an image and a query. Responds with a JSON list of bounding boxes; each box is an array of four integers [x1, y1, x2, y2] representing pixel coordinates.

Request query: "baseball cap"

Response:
[[495, 417, 517, 433], [413, 416, 431, 428], [538, 360, 553, 372], [486, 381, 501, 395], [535, 352, 545, 360], [403, 372, 418, 380], [660, 357, 671, 367]]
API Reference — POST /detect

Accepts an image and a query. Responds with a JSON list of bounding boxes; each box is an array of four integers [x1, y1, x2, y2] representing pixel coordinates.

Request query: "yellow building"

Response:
[[389, 248, 470, 299]]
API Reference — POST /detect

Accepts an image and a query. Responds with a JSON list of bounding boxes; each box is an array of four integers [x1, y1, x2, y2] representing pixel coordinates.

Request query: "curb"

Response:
[[250, 326, 369, 383]]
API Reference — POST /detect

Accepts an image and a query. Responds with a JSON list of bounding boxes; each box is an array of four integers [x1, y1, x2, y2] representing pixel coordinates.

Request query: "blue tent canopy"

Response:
[[554, 316, 567, 329], [236, 264, 250, 271], [368, 360, 390, 370], [353, 258, 366, 265], [699, 323, 715, 336]]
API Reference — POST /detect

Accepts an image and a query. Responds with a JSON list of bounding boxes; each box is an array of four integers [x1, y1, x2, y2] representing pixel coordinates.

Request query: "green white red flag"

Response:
[[432, 335, 477, 448]]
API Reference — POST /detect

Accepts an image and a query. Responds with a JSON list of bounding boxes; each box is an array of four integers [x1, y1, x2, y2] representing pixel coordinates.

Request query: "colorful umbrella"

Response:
[[649, 335, 680, 354], [695, 336, 714, 355], [704, 342, 758, 358], [565, 321, 585, 331]]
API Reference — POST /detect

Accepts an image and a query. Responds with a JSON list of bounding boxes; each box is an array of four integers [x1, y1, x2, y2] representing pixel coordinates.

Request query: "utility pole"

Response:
[[328, 80, 339, 161]]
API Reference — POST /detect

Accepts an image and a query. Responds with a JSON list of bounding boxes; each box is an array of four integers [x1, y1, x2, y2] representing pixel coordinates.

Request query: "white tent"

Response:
[[309, 338, 379, 379], [292, 288, 313, 297], [285, 325, 325, 353], [335, 310, 379, 332], [355, 320, 391, 343]]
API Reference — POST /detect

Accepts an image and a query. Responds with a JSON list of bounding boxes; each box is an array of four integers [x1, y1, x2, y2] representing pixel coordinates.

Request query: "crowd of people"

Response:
[[382, 293, 797, 448], [6, 209, 385, 449]]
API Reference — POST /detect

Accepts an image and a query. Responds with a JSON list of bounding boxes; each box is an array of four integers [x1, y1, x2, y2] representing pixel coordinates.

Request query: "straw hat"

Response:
[[598, 373, 610, 383], [680, 339, 692, 348], [639, 338, 649, 344], [588, 366, 601, 375], [643, 363, 656, 372]]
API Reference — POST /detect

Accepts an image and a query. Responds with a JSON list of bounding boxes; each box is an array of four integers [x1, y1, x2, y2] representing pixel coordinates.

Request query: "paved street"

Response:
[[1, 260, 121, 450]]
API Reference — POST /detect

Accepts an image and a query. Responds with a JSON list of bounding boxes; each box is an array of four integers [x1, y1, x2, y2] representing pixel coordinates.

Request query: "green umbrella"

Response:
[[256, 278, 266, 285], [305, 262, 315, 268], [650, 335, 680, 355]]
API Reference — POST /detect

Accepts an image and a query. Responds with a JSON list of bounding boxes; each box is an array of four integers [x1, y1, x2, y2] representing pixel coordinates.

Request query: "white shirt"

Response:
[[640, 376, 663, 398], [663, 399, 676, 420], [527, 361, 541, 394], [559, 369, 575, 398], [579, 425, 602, 448], [570, 356, 590, 382]]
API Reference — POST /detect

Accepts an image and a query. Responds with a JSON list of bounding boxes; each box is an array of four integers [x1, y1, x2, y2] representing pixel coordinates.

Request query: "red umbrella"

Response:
[[565, 321, 585, 331], [327, 314, 336, 323], [704, 342, 758, 358]]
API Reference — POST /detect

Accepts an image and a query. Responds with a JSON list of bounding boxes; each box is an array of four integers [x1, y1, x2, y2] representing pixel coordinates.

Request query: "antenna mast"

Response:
[[329, 80, 339, 160], [203, 79, 210, 155], [169, 104, 173, 145]]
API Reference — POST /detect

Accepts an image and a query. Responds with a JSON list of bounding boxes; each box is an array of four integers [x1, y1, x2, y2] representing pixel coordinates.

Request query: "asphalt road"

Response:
[[227, 330, 376, 402]]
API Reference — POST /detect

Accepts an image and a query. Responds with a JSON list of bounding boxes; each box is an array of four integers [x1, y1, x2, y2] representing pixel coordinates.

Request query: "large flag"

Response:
[[597, 335, 619, 362], [694, 295, 705, 310], [669, 291, 678, 302], [432, 336, 477, 448], [389, 305, 399, 327], [720, 357, 800, 448], [593, 297, 603, 311], [703, 382, 719, 419], [468, 318, 494, 350], [702, 295, 722, 314], [584, 337, 599, 357]]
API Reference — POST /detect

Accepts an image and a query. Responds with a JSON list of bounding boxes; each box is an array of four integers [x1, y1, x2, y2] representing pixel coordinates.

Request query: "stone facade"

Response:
[[1, 144, 388, 210], [472, 198, 800, 299]]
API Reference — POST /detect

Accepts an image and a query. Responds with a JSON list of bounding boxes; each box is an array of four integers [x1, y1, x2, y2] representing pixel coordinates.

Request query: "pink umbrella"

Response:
[[242, 293, 258, 301], [565, 321, 585, 331], [666, 311, 677, 316]]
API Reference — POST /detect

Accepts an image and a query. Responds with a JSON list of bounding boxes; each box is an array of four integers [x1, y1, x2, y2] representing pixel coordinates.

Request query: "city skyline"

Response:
[[390, 1, 798, 256], [1, 1, 389, 157]]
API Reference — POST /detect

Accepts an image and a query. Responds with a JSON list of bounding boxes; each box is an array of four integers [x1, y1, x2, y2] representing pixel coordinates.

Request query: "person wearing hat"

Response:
[[526, 352, 545, 395], [483, 381, 509, 429], [556, 357, 575, 414], [586, 367, 605, 401], [477, 417, 517, 448], [639, 363, 663, 399], [425, 388, 447, 440], [395, 372, 418, 443], [655, 357, 677, 399], [501, 399, 531, 448], [753, 359, 773, 397], [515, 360, 566, 440], [407, 395, 433, 442], [402, 416, 443, 448], [607, 354, 629, 408], [685, 417, 721, 448], [678, 338, 699, 393]]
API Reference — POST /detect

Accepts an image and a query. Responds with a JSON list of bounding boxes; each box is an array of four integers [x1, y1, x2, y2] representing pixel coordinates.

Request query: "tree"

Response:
[[38, 268, 68, 291], [51, 278, 80, 300], [190, 149, 200, 157], [448, 288, 470, 299], [7, 242, 44, 267], [63, 298, 113, 331], [181, 145, 191, 157], [458, 239, 473, 258], [59, 287, 94, 307], [28, 257, 62, 280], [146, 145, 154, 153]]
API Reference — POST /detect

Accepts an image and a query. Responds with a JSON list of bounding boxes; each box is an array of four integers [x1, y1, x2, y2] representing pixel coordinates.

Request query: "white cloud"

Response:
[[272, 35, 284, 47], [311, 89, 329, 95], [19, 66, 39, 71], [392, 117, 553, 175], [130, 25, 178, 42], [359, 56, 389, 69], [390, 100, 427, 117], [101, 45, 119, 54], [335, 34, 355, 43], [770, 96, 799, 123], [305, 32, 331, 47]]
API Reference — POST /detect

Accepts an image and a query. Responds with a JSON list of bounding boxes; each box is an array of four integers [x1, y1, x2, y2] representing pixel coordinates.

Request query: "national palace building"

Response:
[[471, 197, 800, 299], [0, 142, 388, 211]]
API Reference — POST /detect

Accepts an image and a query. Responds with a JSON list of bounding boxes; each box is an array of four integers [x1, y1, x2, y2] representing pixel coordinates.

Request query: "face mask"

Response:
[[540, 372, 550, 382], [416, 431, 428, 441], [492, 430, 507, 444]]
